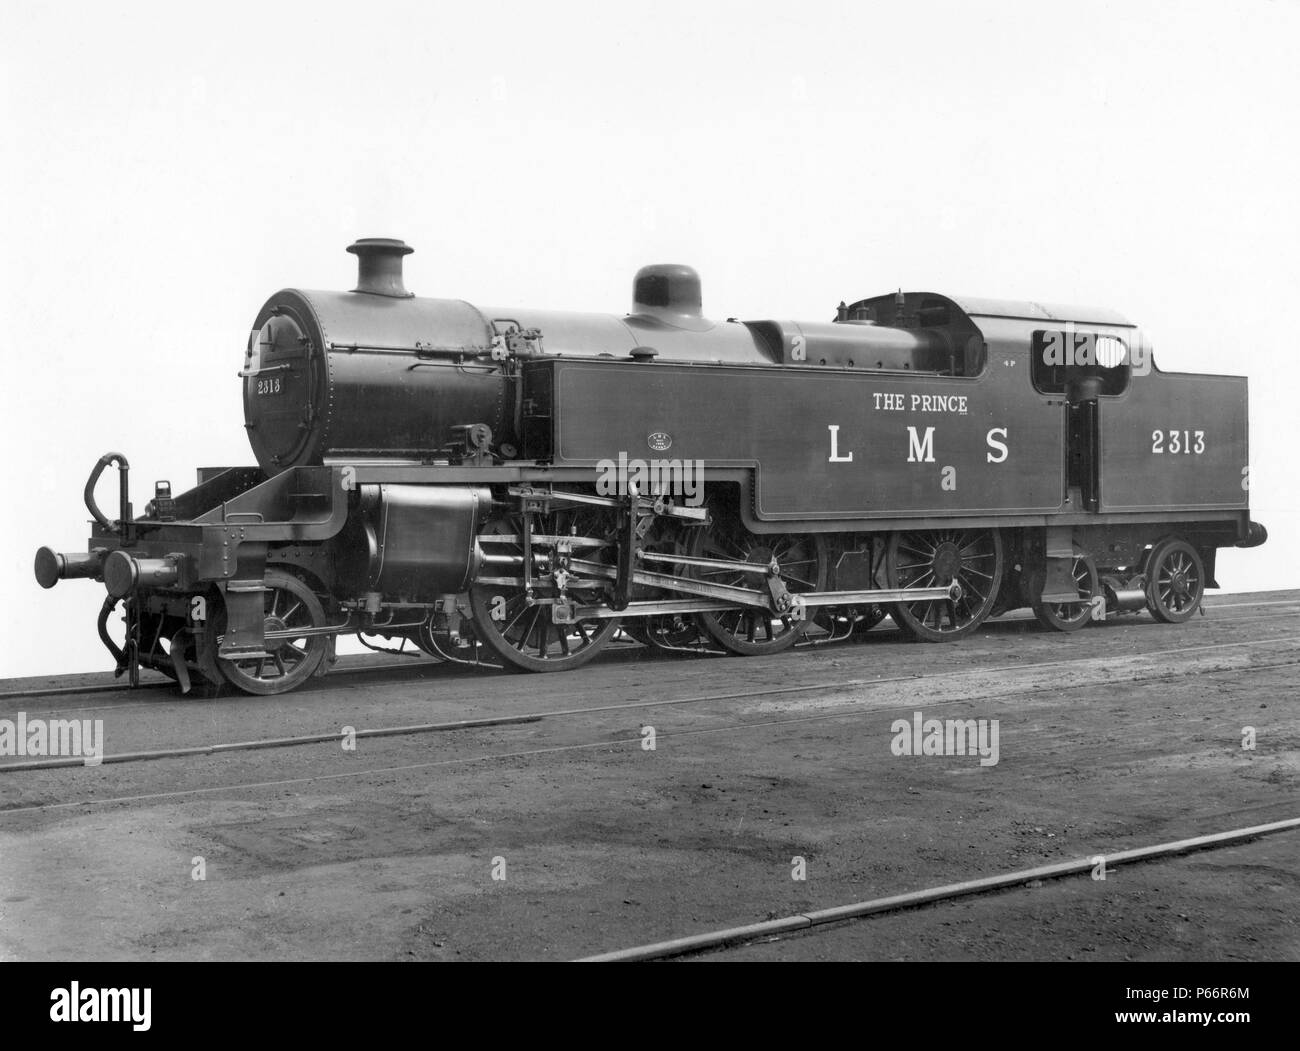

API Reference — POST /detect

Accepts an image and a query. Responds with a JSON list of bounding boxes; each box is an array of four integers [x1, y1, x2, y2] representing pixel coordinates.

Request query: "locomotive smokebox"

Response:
[[347, 237, 414, 298], [632, 263, 708, 330]]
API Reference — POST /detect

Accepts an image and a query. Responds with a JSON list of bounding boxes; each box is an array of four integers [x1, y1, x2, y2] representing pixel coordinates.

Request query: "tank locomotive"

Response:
[[35, 239, 1268, 694]]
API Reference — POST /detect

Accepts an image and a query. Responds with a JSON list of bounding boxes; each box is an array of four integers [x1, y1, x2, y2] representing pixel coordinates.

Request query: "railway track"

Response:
[[0, 649, 454, 703], [7, 673, 1296, 819], [576, 816, 1300, 961], [2, 596, 1296, 714], [3, 597, 1295, 963], [2, 634, 1295, 799]]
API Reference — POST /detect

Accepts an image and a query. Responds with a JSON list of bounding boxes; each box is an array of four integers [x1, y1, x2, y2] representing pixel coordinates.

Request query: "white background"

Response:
[[2, 0, 1297, 678]]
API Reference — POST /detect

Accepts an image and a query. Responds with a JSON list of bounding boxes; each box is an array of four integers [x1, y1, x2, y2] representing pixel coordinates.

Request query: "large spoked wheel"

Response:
[[687, 514, 827, 656], [1144, 538, 1205, 623], [469, 499, 621, 672], [887, 528, 1004, 642], [209, 571, 329, 695], [1026, 546, 1100, 632]]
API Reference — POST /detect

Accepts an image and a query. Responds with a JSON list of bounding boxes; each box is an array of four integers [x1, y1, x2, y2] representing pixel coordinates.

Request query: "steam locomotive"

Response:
[[35, 239, 1267, 694]]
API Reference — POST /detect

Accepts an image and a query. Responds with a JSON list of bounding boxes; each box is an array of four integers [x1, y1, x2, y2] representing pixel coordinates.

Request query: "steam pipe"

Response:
[[97, 596, 125, 665]]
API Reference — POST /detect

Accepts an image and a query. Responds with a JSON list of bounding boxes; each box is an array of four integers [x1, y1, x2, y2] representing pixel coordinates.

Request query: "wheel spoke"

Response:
[[891, 529, 1002, 639], [470, 503, 622, 670], [502, 602, 531, 636], [688, 528, 822, 651]]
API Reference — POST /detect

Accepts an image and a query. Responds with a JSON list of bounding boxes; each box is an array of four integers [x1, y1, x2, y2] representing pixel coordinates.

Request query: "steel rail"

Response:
[[3, 606, 1297, 704], [5, 665, 1298, 818], [3, 644, 1295, 775], [575, 817, 1300, 962], [0, 712, 543, 772]]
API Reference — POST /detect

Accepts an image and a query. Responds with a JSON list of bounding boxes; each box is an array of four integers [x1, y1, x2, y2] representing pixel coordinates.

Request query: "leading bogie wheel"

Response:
[[886, 528, 1004, 642], [208, 571, 330, 695], [1144, 538, 1204, 623]]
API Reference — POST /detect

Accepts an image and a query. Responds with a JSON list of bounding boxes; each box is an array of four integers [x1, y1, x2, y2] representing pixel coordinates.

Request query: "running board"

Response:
[[506, 485, 708, 521]]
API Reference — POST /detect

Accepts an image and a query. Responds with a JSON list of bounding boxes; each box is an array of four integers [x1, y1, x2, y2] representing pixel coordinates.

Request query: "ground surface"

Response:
[[1, 591, 1296, 961]]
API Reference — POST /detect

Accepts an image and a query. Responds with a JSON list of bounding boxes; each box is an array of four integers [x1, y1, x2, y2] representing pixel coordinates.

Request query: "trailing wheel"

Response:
[[687, 511, 827, 656], [886, 528, 1004, 641], [1025, 546, 1100, 632], [468, 498, 621, 672], [1144, 538, 1205, 623], [207, 571, 330, 695]]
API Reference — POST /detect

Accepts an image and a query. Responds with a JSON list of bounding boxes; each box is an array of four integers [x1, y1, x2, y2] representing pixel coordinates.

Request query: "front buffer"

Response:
[[35, 453, 351, 693]]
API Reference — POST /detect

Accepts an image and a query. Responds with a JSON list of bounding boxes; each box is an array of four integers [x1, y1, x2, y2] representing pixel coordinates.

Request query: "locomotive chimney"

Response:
[[347, 237, 414, 298], [631, 263, 708, 330]]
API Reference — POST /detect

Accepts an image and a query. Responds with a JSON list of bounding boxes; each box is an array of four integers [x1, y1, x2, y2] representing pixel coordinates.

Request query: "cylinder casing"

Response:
[[333, 484, 491, 600]]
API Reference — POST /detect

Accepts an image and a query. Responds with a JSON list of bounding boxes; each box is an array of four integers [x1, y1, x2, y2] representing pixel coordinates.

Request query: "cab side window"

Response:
[[1031, 330, 1130, 396]]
